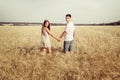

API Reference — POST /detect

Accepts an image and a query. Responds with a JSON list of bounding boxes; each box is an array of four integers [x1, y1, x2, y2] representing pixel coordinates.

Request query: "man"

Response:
[[59, 14, 75, 53]]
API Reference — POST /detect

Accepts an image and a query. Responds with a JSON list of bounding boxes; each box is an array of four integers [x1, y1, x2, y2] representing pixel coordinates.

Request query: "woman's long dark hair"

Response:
[[42, 20, 51, 30]]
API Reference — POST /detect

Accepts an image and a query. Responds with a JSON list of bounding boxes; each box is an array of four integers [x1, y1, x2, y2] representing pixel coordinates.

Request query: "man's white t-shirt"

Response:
[[64, 21, 75, 41]]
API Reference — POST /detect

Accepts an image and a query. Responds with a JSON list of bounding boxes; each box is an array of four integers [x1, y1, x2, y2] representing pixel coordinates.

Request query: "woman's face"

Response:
[[45, 22, 49, 27]]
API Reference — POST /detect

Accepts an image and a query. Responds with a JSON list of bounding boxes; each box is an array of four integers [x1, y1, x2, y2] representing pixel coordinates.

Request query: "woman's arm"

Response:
[[44, 28, 60, 41]]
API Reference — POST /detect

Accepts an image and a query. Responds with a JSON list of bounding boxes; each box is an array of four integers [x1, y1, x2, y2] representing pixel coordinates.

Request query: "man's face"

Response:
[[65, 16, 71, 23]]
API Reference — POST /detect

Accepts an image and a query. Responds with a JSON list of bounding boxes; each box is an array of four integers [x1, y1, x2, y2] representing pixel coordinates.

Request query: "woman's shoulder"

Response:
[[42, 27, 49, 33], [44, 27, 49, 31], [42, 27, 46, 30]]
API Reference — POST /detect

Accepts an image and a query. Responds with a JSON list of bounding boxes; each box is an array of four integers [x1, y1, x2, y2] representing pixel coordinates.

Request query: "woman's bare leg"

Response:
[[43, 48, 46, 53], [41, 47, 47, 53], [47, 47, 52, 54]]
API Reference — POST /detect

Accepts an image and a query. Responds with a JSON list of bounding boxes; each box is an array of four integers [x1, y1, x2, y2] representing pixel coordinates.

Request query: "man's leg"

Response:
[[63, 41, 69, 53], [69, 40, 73, 53]]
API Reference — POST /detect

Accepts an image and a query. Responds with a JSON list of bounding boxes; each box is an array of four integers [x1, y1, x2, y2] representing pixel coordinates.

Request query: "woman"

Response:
[[40, 20, 60, 53]]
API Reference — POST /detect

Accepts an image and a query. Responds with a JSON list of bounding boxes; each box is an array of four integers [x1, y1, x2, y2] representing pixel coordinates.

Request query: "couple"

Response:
[[40, 14, 75, 54]]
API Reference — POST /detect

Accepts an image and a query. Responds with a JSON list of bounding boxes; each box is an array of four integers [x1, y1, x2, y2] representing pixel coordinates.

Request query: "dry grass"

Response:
[[0, 26, 120, 80]]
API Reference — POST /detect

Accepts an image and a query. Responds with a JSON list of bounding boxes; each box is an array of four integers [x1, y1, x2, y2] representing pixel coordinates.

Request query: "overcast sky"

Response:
[[0, 0, 120, 24]]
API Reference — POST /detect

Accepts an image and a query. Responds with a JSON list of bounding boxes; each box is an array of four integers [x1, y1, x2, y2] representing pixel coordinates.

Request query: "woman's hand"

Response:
[[57, 38, 61, 42]]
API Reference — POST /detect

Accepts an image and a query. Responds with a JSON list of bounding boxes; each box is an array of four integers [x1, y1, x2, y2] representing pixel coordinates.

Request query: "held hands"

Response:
[[57, 38, 61, 42]]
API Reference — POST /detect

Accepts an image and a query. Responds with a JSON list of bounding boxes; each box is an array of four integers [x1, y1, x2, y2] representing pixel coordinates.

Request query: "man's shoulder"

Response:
[[69, 21, 74, 24], [68, 21, 74, 26]]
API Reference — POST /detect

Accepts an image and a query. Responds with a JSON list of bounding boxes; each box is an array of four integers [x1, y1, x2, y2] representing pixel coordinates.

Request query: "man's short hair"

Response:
[[66, 14, 71, 18]]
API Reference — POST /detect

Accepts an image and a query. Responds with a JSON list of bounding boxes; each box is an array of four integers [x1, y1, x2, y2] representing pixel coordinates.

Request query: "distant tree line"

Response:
[[98, 21, 120, 26], [0, 21, 120, 26]]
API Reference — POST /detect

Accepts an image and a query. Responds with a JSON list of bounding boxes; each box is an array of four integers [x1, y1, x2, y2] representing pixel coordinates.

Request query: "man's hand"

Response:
[[57, 38, 61, 42]]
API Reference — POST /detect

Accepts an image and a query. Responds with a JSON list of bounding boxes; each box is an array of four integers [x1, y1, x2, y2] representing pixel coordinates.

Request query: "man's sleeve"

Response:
[[73, 24, 75, 31]]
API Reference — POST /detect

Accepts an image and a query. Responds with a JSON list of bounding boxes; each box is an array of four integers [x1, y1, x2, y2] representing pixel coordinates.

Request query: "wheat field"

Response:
[[0, 26, 120, 80]]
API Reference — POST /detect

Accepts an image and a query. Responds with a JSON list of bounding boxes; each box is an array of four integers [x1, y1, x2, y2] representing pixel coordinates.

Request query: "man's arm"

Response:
[[73, 30, 75, 37], [59, 31, 66, 39], [59, 24, 68, 39], [73, 23, 75, 38]]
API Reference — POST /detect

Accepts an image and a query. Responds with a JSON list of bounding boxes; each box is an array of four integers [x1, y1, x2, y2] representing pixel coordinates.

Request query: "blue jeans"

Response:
[[63, 40, 73, 52]]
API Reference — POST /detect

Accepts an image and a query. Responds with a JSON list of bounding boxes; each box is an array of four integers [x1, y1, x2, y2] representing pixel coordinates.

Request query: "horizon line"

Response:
[[0, 20, 120, 24]]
